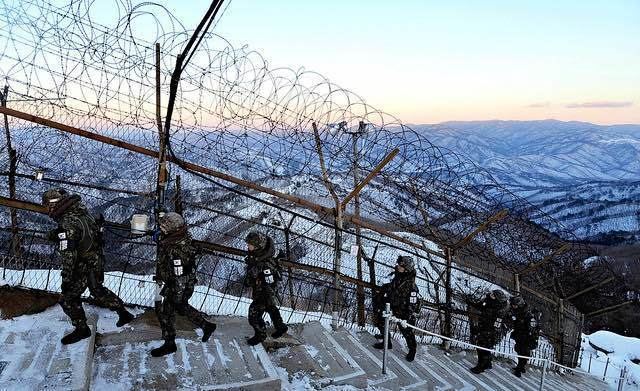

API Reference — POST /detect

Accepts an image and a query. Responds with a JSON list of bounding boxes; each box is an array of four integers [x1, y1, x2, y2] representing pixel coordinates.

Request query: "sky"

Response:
[[115, 1, 640, 125]]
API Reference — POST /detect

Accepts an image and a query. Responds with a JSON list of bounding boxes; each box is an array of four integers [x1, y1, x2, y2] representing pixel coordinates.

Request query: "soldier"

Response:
[[373, 256, 420, 362], [244, 231, 288, 346], [467, 289, 508, 374], [507, 296, 539, 377], [42, 188, 134, 345], [151, 212, 217, 357]]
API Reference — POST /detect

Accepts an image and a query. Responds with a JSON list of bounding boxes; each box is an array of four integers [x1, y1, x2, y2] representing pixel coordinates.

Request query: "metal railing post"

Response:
[[603, 357, 610, 381], [617, 366, 627, 391], [382, 302, 391, 375], [538, 359, 548, 391], [588, 353, 592, 372]]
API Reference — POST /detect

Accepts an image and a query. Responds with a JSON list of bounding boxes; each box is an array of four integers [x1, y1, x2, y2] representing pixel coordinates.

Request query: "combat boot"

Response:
[[151, 338, 177, 357], [470, 365, 485, 374], [406, 348, 416, 362], [116, 309, 134, 327], [201, 322, 217, 342], [373, 339, 392, 350], [247, 333, 266, 346], [61, 326, 92, 345], [271, 325, 289, 339]]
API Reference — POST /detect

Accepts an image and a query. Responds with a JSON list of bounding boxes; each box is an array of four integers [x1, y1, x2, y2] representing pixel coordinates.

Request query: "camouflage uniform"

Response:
[[373, 256, 420, 361], [467, 290, 508, 373], [506, 296, 538, 376], [154, 215, 215, 344], [244, 232, 287, 344], [44, 190, 131, 340]]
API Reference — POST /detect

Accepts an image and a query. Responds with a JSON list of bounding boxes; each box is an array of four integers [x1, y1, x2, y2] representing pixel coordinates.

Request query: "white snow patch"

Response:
[[580, 331, 640, 390]]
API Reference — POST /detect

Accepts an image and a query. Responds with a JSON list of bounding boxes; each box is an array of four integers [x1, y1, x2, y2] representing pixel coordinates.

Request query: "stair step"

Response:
[[271, 321, 366, 389], [0, 307, 96, 391], [354, 330, 431, 390], [332, 327, 399, 389], [92, 313, 280, 390]]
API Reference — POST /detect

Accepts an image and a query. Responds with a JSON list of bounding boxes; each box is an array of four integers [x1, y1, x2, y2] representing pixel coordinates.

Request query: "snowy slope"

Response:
[[580, 331, 640, 390], [412, 120, 640, 240]]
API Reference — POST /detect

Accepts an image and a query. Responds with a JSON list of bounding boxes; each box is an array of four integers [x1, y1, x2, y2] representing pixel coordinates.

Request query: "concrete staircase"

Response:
[[0, 304, 611, 390], [0, 307, 97, 391]]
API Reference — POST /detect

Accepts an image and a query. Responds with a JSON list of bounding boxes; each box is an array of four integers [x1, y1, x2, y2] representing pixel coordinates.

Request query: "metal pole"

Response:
[[443, 247, 453, 350], [332, 206, 343, 330], [382, 302, 391, 375], [618, 367, 626, 391], [538, 359, 548, 391], [588, 353, 592, 372], [603, 357, 610, 381]]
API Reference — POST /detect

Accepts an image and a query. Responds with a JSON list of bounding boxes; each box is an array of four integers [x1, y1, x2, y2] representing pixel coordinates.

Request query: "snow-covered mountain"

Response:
[[412, 120, 640, 242]]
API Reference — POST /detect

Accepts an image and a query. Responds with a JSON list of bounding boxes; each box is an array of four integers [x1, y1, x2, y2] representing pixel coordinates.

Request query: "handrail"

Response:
[[381, 310, 627, 390]]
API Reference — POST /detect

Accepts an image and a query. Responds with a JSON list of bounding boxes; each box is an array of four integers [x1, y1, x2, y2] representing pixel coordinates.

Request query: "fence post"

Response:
[[617, 366, 626, 391], [538, 359, 548, 391], [557, 298, 565, 364], [1, 85, 21, 259], [443, 247, 453, 350], [603, 357, 610, 381], [382, 302, 391, 375], [588, 353, 592, 372]]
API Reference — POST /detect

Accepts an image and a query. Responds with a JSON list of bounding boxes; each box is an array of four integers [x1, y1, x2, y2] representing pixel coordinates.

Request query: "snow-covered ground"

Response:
[[580, 331, 640, 390]]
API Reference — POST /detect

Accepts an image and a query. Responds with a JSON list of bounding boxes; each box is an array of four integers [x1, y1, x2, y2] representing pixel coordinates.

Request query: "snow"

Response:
[[580, 331, 640, 390]]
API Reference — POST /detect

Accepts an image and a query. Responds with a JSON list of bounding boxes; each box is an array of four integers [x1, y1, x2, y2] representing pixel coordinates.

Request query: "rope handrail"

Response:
[[384, 311, 628, 383]]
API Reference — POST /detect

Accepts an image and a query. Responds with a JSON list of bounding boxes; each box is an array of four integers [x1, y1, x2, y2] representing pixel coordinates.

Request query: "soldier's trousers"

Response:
[[374, 311, 417, 352], [476, 347, 493, 369], [60, 253, 126, 328], [248, 287, 284, 337], [157, 278, 210, 340], [514, 343, 530, 370]]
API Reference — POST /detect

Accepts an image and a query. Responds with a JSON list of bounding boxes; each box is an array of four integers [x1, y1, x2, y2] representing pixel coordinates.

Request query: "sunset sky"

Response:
[[136, 1, 640, 125]]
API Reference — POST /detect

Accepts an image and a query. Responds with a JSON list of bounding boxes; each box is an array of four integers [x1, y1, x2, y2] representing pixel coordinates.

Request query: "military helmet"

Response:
[[491, 289, 507, 303], [158, 212, 185, 234], [396, 255, 415, 272], [245, 231, 268, 250], [510, 295, 526, 308], [42, 188, 67, 205]]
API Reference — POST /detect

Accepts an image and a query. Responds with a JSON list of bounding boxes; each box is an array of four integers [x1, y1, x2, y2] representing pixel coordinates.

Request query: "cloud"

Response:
[[527, 102, 550, 108], [566, 101, 633, 109]]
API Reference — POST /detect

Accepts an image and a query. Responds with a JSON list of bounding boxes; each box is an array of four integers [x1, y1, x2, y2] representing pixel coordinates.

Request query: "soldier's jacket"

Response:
[[244, 236, 281, 290], [47, 196, 101, 280], [507, 306, 539, 350], [156, 228, 198, 292], [376, 269, 420, 320], [467, 294, 507, 347]]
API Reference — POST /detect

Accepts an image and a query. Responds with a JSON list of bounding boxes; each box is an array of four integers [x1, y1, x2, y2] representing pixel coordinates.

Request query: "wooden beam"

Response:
[[453, 209, 508, 249], [520, 243, 570, 276], [586, 300, 635, 318], [566, 277, 615, 301], [0, 107, 333, 217], [341, 148, 399, 209], [0, 195, 46, 214]]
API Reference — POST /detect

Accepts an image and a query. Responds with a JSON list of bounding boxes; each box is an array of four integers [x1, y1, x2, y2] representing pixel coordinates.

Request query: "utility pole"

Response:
[[352, 121, 366, 326], [155, 43, 168, 217], [313, 121, 398, 330]]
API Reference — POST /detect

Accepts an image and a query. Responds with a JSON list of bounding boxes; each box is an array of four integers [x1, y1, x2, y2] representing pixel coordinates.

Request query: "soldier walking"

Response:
[[43, 188, 134, 345], [244, 231, 288, 346], [151, 212, 217, 357], [507, 296, 539, 377], [373, 256, 421, 362], [467, 289, 508, 374]]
